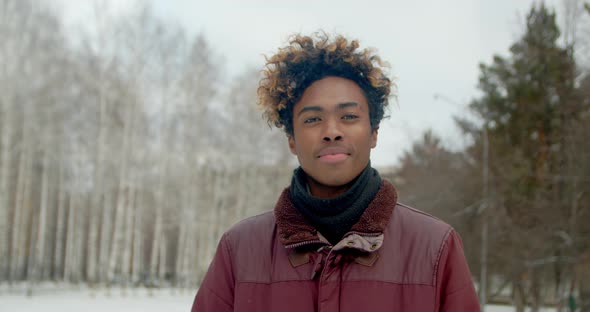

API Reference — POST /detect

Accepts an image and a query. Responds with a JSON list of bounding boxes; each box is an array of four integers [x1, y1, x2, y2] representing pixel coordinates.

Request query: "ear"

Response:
[[288, 135, 297, 155], [370, 127, 378, 148]]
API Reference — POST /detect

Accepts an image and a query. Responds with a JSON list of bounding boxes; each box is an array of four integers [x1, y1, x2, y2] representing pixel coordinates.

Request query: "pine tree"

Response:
[[460, 3, 587, 310]]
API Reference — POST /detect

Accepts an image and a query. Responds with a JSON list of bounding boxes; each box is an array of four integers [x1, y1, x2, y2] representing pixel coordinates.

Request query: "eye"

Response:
[[342, 114, 359, 120], [304, 117, 321, 124]]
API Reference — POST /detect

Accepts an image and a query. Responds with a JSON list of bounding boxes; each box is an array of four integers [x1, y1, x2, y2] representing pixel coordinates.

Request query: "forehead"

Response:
[[295, 76, 368, 111]]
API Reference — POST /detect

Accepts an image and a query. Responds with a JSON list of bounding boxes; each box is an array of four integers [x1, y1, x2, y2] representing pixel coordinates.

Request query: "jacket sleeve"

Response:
[[434, 229, 481, 312], [191, 233, 235, 312]]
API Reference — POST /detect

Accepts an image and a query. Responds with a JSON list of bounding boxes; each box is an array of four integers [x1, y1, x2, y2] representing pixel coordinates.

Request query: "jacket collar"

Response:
[[274, 179, 398, 248]]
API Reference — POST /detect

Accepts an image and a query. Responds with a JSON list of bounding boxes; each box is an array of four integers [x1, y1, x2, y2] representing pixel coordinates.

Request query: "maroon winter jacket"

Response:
[[192, 180, 480, 311]]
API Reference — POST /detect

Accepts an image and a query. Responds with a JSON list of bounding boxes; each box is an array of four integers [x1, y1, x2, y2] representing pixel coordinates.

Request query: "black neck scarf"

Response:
[[289, 163, 382, 245]]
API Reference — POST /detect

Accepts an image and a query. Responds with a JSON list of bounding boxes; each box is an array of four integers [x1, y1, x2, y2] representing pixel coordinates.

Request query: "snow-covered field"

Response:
[[1, 284, 195, 312], [0, 283, 557, 312]]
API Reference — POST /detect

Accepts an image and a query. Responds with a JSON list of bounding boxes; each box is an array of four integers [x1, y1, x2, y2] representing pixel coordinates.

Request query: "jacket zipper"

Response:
[[285, 231, 382, 249], [285, 240, 329, 249], [342, 231, 382, 237]]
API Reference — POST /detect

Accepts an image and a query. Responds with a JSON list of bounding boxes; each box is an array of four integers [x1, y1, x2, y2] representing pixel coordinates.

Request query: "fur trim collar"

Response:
[[274, 180, 398, 246]]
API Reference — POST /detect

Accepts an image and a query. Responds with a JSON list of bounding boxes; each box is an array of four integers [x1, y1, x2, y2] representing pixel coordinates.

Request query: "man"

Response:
[[192, 33, 480, 312]]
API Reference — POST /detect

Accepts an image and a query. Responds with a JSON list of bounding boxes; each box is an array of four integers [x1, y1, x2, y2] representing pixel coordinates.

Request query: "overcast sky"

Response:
[[54, 0, 565, 167]]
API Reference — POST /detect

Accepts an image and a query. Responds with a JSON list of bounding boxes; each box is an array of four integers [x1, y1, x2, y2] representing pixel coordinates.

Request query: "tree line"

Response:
[[0, 0, 292, 292], [386, 3, 590, 312]]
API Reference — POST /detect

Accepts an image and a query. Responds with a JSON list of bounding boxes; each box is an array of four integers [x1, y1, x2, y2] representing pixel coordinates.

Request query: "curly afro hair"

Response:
[[257, 32, 394, 136]]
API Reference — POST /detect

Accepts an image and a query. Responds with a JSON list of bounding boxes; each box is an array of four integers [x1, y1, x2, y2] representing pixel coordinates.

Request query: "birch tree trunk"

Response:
[[43, 163, 57, 281], [182, 173, 197, 288], [121, 186, 135, 287], [38, 152, 50, 268], [10, 114, 31, 282], [0, 0, 17, 283], [158, 234, 167, 283], [53, 160, 66, 280], [26, 174, 39, 293], [64, 193, 76, 282], [191, 170, 202, 287], [178, 175, 196, 288], [86, 179, 102, 285], [98, 190, 113, 284], [74, 194, 85, 284], [9, 143, 23, 282], [175, 204, 187, 287], [196, 166, 212, 282], [150, 103, 173, 286], [208, 166, 220, 258], [29, 149, 50, 290], [86, 187, 100, 286], [85, 1, 112, 287], [108, 57, 141, 284], [207, 167, 226, 261], [150, 144, 170, 285], [186, 224, 197, 287], [216, 167, 231, 240], [108, 184, 126, 284], [0, 99, 12, 281], [131, 189, 143, 286], [150, 186, 164, 285], [175, 173, 196, 287], [20, 137, 34, 281]]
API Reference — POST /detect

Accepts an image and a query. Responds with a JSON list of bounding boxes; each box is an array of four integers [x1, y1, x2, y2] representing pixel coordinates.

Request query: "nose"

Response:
[[322, 118, 343, 142]]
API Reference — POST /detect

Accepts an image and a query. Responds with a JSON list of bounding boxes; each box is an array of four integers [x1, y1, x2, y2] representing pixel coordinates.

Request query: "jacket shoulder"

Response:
[[391, 202, 455, 254], [394, 202, 453, 234], [220, 211, 280, 283]]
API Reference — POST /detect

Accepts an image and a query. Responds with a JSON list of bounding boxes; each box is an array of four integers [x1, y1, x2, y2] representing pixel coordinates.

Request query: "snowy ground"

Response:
[[0, 283, 557, 312], [0, 284, 195, 312]]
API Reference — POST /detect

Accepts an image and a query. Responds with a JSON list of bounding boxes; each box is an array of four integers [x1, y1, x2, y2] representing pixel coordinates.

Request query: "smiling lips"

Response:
[[317, 147, 350, 163]]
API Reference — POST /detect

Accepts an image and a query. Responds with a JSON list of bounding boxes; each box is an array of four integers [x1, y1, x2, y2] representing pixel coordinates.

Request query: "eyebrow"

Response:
[[297, 102, 359, 117]]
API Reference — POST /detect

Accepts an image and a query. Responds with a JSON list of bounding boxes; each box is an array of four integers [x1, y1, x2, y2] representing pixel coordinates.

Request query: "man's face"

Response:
[[288, 76, 378, 193]]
